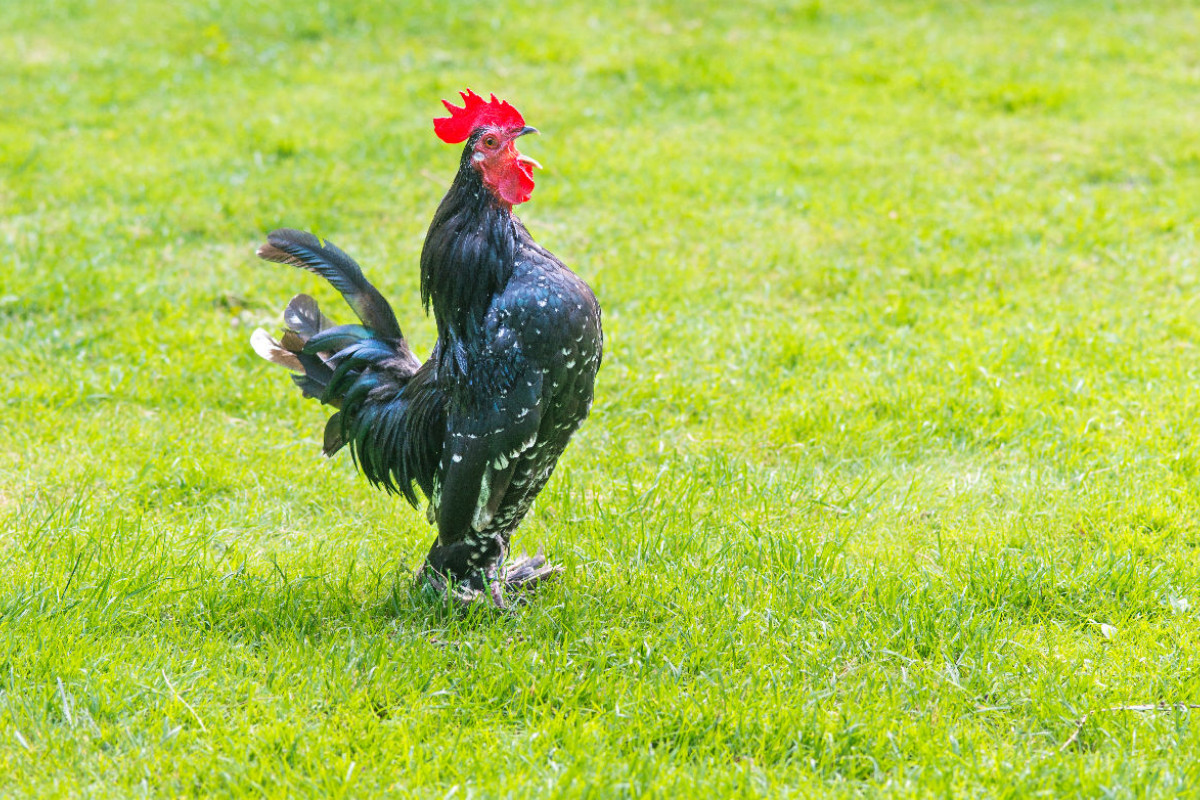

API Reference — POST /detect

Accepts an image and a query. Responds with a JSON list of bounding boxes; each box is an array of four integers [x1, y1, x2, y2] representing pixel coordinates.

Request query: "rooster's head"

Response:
[[434, 89, 541, 207]]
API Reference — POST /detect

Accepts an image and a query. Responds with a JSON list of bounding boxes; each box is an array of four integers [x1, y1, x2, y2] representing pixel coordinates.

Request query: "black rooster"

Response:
[[251, 90, 603, 608]]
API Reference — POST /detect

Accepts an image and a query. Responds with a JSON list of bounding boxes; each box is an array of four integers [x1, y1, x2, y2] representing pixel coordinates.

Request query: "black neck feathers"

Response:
[[420, 142, 520, 344]]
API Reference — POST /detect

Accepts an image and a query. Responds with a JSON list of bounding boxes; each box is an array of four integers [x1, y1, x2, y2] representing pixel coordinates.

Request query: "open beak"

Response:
[[514, 127, 542, 170]]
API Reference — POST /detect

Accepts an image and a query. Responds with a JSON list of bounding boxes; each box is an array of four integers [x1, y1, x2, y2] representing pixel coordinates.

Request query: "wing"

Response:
[[429, 349, 544, 545]]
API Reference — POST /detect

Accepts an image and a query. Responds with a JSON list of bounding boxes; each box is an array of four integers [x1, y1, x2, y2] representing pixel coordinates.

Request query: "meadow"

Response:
[[2, 0, 1200, 795]]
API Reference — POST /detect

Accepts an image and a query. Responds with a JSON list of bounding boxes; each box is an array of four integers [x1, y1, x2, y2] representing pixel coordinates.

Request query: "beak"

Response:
[[516, 152, 543, 170], [514, 126, 541, 169]]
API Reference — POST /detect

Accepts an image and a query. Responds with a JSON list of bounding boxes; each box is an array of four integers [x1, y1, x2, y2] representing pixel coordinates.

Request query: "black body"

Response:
[[255, 135, 602, 594]]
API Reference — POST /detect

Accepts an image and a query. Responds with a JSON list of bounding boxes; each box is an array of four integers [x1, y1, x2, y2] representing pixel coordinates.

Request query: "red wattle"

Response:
[[483, 160, 536, 206]]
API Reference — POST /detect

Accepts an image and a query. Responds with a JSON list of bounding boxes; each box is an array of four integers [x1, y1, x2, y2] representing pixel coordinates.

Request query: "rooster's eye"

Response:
[[482, 135, 499, 148]]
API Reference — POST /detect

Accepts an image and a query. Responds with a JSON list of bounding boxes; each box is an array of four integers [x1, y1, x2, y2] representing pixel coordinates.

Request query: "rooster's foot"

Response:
[[487, 548, 563, 609], [502, 548, 562, 589], [418, 548, 562, 610], [419, 568, 484, 607]]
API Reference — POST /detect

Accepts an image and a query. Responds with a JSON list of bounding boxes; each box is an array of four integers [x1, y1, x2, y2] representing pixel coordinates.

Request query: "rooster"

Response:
[[250, 90, 603, 608]]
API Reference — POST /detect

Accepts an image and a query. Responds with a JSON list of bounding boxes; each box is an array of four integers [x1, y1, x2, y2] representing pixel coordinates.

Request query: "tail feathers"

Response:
[[253, 233, 432, 474], [326, 339, 398, 400], [323, 412, 345, 456], [251, 324, 334, 402], [257, 228, 404, 343], [252, 293, 353, 405], [304, 324, 373, 356], [250, 328, 303, 372], [336, 370, 442, 508], [283, 293, 331, 341], [251, 290, 423, 464], [291, 360, 336, 404]]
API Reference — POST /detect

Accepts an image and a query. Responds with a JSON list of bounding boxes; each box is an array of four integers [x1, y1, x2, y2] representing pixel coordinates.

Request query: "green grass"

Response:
[[3, 0, 1200, 795]]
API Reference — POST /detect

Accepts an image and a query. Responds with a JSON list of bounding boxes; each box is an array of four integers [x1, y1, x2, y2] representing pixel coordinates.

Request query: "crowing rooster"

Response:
[[250, 90, 602, 608]]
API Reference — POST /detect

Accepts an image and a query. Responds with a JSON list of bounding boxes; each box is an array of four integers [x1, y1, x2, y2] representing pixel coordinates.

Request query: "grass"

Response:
[[3, 0, 1200, 795]]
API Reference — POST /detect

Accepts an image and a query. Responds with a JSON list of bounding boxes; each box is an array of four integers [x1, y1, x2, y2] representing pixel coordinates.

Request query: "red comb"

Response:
[[434, 89, 526, 144]]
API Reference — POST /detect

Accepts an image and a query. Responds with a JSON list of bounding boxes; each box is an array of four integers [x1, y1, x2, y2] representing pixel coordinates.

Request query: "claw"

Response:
[[418, 566, 482, 606], [502, 547, 563, 588], [416, 547, 562, 611], [486, 562, 506, 609]]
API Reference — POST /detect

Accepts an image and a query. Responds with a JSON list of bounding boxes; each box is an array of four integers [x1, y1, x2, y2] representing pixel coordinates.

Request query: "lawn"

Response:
[[2, 0, 1200, 795]]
